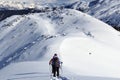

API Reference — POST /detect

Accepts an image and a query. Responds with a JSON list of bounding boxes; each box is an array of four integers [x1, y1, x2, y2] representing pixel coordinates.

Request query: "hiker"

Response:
[[49, 53, 62, 78]]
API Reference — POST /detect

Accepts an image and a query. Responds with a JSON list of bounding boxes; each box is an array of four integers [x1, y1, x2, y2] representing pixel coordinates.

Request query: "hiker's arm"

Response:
[[59, 58, 63, 64], [49, 59, 52, 65], [59, 59, 63, 67]]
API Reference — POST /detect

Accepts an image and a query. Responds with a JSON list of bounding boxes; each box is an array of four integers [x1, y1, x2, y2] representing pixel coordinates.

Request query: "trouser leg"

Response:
[[52, 66, 54, 74], [52, 65, 56, 77], [56, 67, 59, 77]]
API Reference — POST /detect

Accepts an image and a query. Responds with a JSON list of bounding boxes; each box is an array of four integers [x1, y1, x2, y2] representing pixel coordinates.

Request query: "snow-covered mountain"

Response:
[[0, 7, 120, 80], [0, 0, 79, 10], [88, 0, 120, 29], [1, 0, 120, 30], [67, 0, 120, 30], [0, 0, 120, 80]]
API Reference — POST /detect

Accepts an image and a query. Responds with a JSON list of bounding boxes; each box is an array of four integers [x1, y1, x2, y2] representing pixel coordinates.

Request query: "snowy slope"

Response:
[[88, 0, 120, 28], [1, 0, 120, 30], [0, 61, 120, 80], [68, 0, 120, 29], [0, 8, 120, 80]]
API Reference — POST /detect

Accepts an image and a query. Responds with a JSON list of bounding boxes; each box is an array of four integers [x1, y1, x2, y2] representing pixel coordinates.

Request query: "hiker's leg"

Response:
[[52, 65, 54, 74], [56, 67, 59, 77], [53, 66, 56, 77]]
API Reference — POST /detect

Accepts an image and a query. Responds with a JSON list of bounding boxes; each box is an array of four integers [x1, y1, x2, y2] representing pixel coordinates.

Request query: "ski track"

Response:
[[6, 66, 120, 80], [3, 60, 119, 80], [7, 71, 68, 80], [8, 74, 49, 80]]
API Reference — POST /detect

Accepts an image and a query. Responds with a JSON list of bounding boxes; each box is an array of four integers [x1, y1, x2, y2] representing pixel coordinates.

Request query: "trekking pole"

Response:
[[49, 64, 53, 79], [60, 62, 63, 76]]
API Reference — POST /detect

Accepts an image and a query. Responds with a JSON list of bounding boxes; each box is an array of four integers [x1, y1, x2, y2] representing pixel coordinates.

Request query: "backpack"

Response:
[[52, 57, 60, 67]]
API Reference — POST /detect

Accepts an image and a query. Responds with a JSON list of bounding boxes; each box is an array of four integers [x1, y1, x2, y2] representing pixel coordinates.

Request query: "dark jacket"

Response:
[[49, 57, 60, 67]]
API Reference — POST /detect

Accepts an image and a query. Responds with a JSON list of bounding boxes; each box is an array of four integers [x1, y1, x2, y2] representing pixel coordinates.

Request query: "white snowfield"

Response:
[[0, 9, 120, 80]]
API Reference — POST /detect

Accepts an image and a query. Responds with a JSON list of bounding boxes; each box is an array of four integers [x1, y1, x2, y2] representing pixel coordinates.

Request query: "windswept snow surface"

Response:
[[0, 61, 120, 80], [64, 0, 120, 28], [88, 0, 120, 28], [0, 9, 120, 80]]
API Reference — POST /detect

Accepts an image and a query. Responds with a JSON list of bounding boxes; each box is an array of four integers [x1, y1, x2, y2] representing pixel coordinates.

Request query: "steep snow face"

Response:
[[65, 0, 89, 12], [0, 8, 120, 79], [88, 0, 120, 27], [0, 14, 58, 69], [65, 0, 120, 29], [87, 0, 120, 28]]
